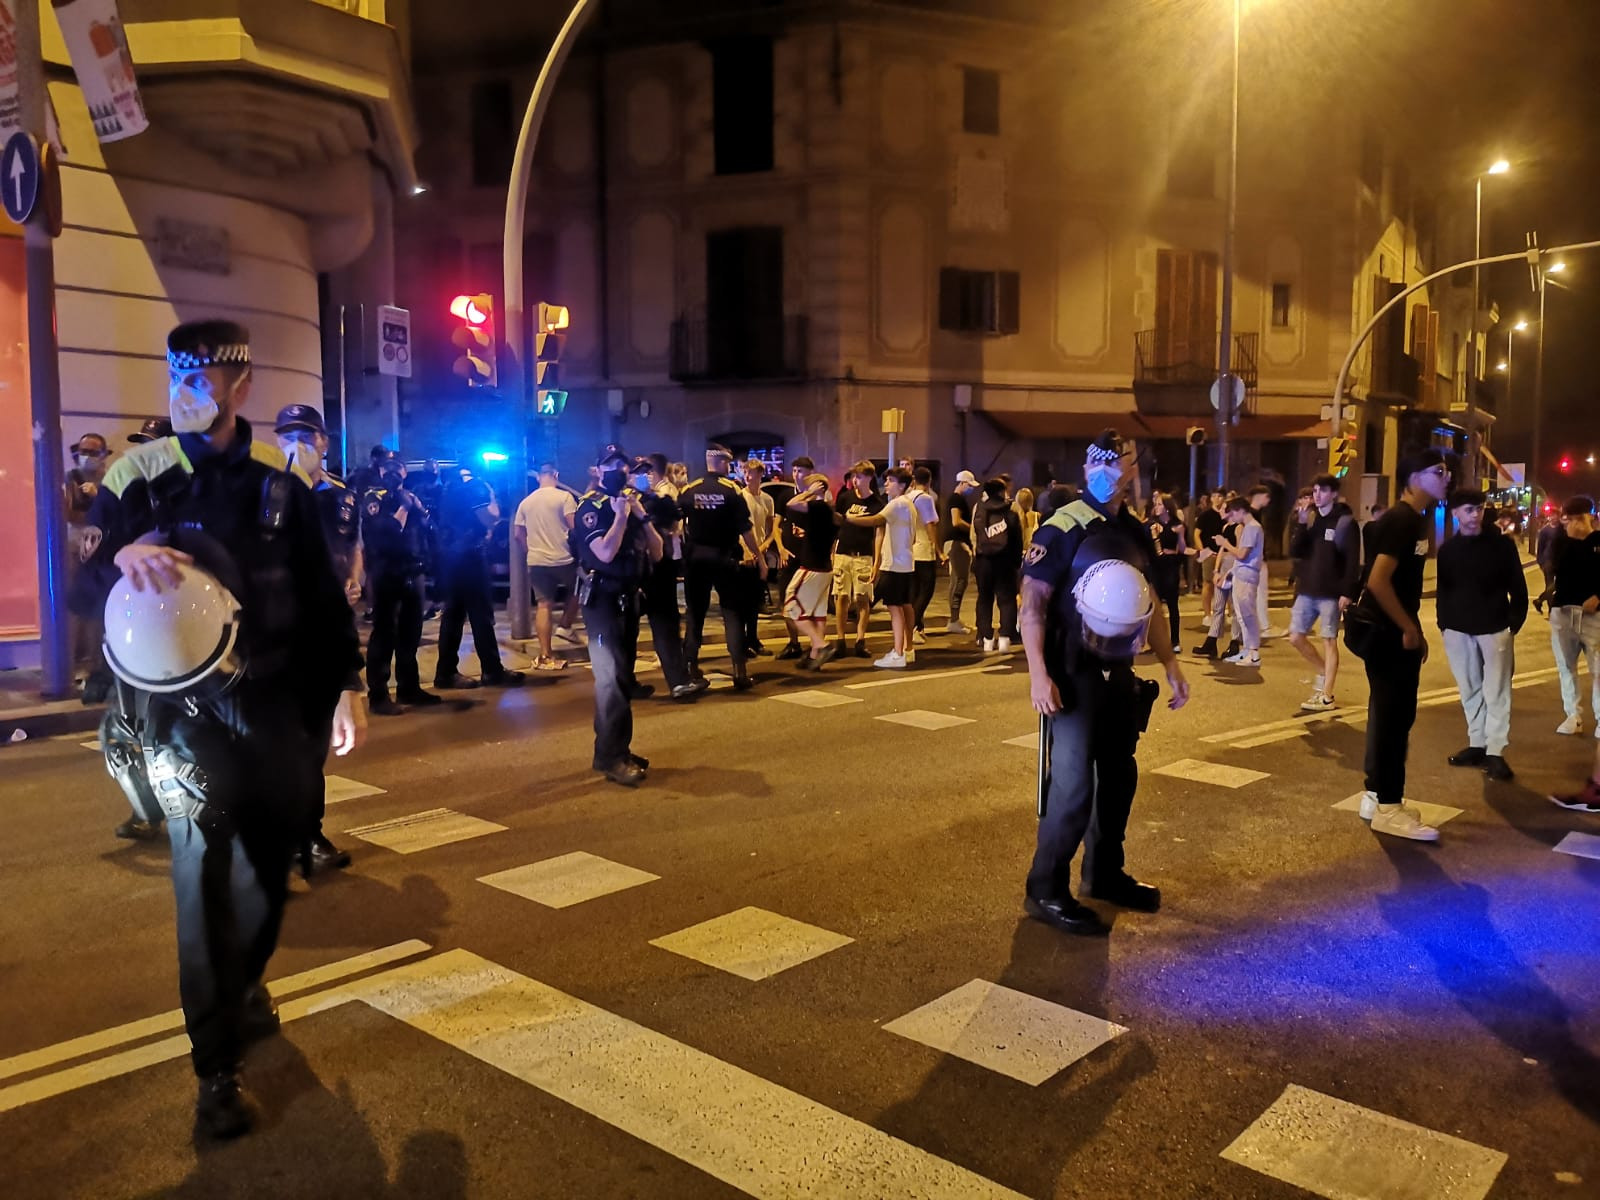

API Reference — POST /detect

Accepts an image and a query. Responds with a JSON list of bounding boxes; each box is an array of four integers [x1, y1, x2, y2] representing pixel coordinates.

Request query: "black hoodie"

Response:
[[973, 496, 1023, 563], [1289, 500, 1360, 600]]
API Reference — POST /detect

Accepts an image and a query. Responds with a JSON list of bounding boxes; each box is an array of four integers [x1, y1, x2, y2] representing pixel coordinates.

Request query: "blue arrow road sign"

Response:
[[2, 133, 40, 225]]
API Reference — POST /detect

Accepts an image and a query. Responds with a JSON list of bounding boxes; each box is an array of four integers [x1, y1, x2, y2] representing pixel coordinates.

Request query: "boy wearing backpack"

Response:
[[973, 478, 1024, 651]]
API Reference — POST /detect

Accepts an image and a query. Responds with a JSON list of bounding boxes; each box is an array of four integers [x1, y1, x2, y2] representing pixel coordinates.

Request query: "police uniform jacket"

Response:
[[76, 418, 363, 698], [677, 473, 751, 560], [576, 491, 648, 587], [1021, 496, 1156, 686], [313, 475, 360, 584], [361, 485, 426, 576]]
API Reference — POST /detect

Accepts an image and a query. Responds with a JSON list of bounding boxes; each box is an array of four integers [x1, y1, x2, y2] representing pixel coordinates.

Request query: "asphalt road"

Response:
[[1, 588, 1596, 1200]]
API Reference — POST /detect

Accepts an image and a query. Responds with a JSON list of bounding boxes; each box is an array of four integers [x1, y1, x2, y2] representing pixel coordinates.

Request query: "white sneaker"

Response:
[[1301, 692, 1336, 712], [946, 620, 969, 635], [1370, 803, 1440, 842], [912, 629, 928, 645], [997, 637, 1012, 653], [1557, 714, 1582, 736], [874, 651, 907, 669], [981, 638, 996, 653], [1224, 650, 1261, 666], [1357, 790, 1379, 820], [555, 626, 587, 647]]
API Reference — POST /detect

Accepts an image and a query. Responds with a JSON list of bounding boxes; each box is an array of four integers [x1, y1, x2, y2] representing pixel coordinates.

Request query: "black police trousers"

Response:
[[587, 585, 641, 768], [1028, 666, 1144, 901], [642, 557, 691, 689], [436, 548, 504, 680], [367, 569, 424, 696], [683, 553, 747, 672], [147, 680, 321, 1078]]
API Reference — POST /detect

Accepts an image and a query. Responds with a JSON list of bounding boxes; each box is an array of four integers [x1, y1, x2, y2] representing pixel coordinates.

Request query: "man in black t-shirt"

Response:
[[1194, 491, 1225, 633], [1356, 448, 1452, 841], [1544, 496, 1600, 736], [944, 470, 979, 634], [783, 474, 841, 669], [769, 455, 813, 659], [834, 462, 884, 656]]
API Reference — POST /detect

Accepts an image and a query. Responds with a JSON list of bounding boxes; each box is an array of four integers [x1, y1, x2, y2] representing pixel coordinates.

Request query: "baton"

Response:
[[1036, 710, 1050, 820]]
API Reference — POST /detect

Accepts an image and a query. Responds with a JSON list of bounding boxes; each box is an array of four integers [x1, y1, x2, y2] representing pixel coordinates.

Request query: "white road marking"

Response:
[[344, 808, 507, 854], [324, 774, 387, 805], [1002, 732, 1039, 750], [350, 950, 1027, 1198], [1150, 759, 1270, 789], [78, 739, 100, 752], [883, 979, 1127, 1087], [1232, 728, 1310, 749], [845, 664, 1013, 690], [875, 710, 977, 731], [766, 690, 864, 709], [0, 940, 430, 1086], [478, 852, 659, 909], [1220, 1083, 1507, 1200], [650, 907, 854, 981], [1553, 831, 1600, 861], [1331, 793, 1464, 827]]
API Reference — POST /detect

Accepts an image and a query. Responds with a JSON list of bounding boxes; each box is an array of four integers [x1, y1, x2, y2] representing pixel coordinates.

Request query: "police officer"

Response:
[[128, 415, 174, 445], [576, 447, 662, 785], [75, 319, 366, 1139], [679, 444, 765, 689], [362, 451, 439, 716], [274, 403, 363, 875], [1019, 430, 1189, 936], [433, 462, 524, 690], [632, 455, 706, 701]]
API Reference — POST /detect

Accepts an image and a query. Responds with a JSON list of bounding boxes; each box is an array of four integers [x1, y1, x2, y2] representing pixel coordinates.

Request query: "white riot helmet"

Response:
[[103, 564, 244, 694], [1072, 558, 1154, 661]]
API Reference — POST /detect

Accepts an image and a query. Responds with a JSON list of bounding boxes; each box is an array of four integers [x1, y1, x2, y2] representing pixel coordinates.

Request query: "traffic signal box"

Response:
[[1329, 435, 1357, 479], [535, 302, 569, 417], [450, 293, 497, 388]]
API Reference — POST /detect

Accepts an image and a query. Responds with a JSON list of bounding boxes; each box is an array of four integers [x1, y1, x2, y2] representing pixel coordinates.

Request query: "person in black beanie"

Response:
[[1436, 488, 1528, 781]]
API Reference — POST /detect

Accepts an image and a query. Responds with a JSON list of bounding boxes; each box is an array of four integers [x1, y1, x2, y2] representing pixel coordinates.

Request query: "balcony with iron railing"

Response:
[[1132, 330, 1259, 417], [670, 315, 808, 384]]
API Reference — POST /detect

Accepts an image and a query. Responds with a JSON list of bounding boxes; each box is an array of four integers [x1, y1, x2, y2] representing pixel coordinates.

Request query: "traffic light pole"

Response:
[[502, 0, 599, 641], [1330, 241, 1600, 477]]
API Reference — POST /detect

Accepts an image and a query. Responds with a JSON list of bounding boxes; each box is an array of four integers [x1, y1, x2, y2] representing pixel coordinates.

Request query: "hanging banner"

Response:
[[51, 0, 146, 143], [0, 1, 19, 138]]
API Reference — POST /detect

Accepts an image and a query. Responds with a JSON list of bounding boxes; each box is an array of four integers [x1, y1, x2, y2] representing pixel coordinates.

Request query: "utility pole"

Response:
[[16, 1, 70, 698], [502, 0, 599, 640], [1213, 0, 1240, 488]]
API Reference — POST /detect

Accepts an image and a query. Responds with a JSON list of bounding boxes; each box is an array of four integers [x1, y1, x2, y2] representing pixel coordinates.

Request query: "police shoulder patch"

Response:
[[366, 499, 381, 517], [583, 511, 598, 529], [79, 526, 102, 563], [1024, 542, 1047, 566]]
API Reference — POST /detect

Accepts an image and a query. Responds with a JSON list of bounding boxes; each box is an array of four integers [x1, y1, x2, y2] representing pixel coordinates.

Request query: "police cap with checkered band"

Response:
[[167, 320, 252, 372]]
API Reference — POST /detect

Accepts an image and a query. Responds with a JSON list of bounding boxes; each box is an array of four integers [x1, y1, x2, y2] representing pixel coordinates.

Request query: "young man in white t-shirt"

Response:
[[908, 466, 943, 643], [847, 467, 917, 667], [513, 463, 580, 671]]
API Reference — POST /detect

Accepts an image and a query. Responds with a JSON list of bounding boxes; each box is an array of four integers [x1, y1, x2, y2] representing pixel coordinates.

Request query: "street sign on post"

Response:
[[1209, 375, 1244, 414], [1, 130, 39, 223], [376, 304, 411, 379]]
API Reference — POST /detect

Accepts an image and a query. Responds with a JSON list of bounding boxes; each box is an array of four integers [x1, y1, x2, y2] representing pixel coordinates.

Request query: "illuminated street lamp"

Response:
[[1212, 0, 1244, 487]]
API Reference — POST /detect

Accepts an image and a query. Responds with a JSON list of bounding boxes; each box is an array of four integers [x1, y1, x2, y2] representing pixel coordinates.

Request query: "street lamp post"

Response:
[[1466, 159, 1510, 487], [1214, 0, 1241, 488], [1531, 262, 1565, 519]]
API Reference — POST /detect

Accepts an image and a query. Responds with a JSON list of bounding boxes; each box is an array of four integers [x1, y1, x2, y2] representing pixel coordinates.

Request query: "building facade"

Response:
[[0, 0, 416, 655], [395, 0, 1481, 519]]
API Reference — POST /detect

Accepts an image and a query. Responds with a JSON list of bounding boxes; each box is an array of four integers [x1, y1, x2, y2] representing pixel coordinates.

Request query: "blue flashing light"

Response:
[[480, 451, 509, 464]]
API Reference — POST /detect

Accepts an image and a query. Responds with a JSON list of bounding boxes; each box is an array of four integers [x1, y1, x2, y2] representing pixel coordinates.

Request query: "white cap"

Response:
[[955, 470, 979, 487]]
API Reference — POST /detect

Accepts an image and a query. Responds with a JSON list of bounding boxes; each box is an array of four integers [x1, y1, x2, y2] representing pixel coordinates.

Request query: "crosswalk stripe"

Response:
[[350, 949, 1027, 1199], [845, 664, 1013, 690], [0, 940, 431, 1086]]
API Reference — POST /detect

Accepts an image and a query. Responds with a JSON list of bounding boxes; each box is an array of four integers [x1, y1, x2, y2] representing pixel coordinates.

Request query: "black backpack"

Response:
[[974, 505, 1010, 556]]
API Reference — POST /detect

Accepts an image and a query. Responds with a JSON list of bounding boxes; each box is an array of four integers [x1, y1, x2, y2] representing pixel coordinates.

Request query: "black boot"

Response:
[[194, 1073, 255, 1141], [1191, 636, 1218, 659], [114, 814, 164, 841], [1220, 639, 1240, 661], [241, 985, 281, 1046]]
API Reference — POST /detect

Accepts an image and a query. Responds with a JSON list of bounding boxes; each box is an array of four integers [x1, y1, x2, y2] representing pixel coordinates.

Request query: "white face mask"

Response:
[[1085, 463, 1123, 505], [279, 439, 320, 476], [169, 379, 221, 434]]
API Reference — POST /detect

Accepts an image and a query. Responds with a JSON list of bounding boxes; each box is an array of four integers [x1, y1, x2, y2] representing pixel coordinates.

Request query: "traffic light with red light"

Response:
[[450, 293, 496, 388], [535, 302, 570, 417], [1558, 455, 1573, 474]]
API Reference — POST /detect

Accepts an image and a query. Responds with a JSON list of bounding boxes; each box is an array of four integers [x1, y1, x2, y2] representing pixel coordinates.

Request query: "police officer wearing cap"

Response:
[[433, 457, 524, 690], [576, 446, 662, 785], [274, 403, 364, 875], [679, 444, 765, 689], [361, 451, 440, 716], [74, 319, 366, 1140], [1018, 429, 1189, 937], [129, 416, 174, 444]]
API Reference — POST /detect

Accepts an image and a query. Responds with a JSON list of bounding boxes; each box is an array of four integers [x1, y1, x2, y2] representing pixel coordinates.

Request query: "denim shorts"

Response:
[[1290, 594, 1341, 638]]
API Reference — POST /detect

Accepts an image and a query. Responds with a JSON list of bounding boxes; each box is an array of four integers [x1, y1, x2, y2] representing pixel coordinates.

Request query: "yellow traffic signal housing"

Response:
[[449, 292, 496, 387], [1329, 435, 1357, 478]]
